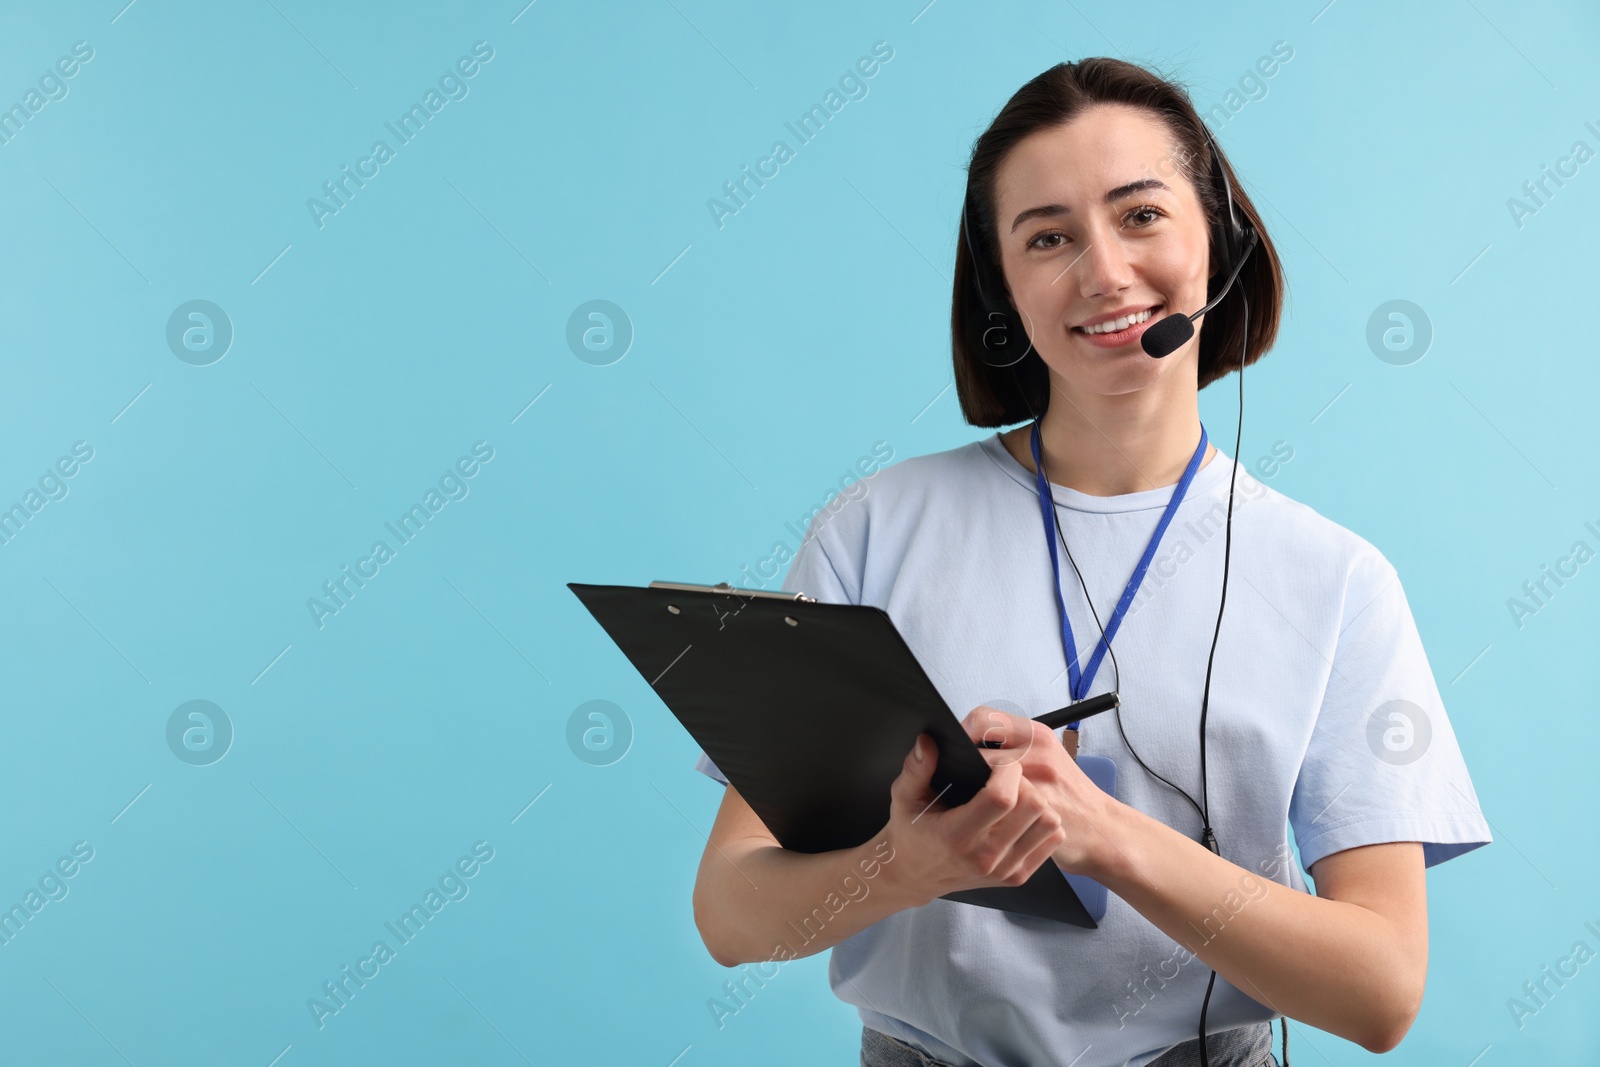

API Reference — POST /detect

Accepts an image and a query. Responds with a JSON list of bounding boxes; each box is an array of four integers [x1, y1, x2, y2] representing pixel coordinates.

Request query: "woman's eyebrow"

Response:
[[1008, 178, 1172, 233]]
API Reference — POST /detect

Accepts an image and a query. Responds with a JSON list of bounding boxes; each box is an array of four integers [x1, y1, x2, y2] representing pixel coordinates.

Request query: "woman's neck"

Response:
[[1001, 384, 1213, 497]]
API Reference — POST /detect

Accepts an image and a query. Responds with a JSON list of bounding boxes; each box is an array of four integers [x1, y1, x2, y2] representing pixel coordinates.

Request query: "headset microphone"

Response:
[[1141, 220, 1258, 358]]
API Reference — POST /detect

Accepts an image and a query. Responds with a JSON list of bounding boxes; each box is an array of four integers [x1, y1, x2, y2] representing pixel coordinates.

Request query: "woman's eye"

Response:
[[1026, 206, 1163, 251]]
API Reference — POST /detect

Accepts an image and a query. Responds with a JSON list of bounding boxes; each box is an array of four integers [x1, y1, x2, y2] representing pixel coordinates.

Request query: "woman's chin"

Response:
[[1061, 352, 1171, 395]]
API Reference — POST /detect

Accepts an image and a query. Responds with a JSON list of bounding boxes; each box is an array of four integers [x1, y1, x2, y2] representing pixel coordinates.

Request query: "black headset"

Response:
[[960, 117, 1288, 1067]]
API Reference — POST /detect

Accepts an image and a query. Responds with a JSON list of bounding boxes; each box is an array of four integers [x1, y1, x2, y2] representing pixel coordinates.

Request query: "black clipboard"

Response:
[[568, 579, 1098, 927]]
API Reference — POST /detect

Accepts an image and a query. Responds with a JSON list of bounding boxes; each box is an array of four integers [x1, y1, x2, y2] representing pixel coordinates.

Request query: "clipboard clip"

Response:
[[649, 580, 818, 604]]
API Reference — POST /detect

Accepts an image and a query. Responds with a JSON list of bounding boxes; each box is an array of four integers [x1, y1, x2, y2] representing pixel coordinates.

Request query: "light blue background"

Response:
[[0, 0, 1595, 1063]]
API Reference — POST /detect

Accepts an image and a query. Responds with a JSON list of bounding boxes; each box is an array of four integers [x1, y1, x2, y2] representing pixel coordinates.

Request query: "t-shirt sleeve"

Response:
[[1288, 555, 1493, 872], [692, 526, 859, 787]]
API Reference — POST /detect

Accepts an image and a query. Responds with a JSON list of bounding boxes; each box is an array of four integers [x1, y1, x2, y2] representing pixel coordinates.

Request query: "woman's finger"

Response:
[[962, 704, 1027, 748]]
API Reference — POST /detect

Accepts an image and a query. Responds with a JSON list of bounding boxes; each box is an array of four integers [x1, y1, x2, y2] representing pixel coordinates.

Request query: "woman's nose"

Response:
[[1075, 233, 1136, 299]]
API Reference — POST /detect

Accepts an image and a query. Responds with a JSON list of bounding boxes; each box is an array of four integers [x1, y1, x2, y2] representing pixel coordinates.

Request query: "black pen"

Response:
[[975, 692, 1120, 747]]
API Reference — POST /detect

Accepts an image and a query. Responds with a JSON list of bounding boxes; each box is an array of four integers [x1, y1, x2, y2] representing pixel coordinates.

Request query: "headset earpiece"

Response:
[[1197, 122, 1256, 305], [961, 195, 1034, 371]]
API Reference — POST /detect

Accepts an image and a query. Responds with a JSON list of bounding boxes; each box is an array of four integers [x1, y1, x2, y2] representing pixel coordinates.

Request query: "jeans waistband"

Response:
[[859, 1022, 1277, 1067]]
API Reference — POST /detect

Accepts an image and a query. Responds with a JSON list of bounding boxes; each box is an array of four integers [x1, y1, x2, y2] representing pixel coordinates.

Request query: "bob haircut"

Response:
[[952, 58, 1287, 428]]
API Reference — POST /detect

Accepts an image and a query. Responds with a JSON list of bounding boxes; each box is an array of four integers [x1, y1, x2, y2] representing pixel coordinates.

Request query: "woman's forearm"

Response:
[[693, 831, 915, 968], [1084, 802, 1422, 1053]]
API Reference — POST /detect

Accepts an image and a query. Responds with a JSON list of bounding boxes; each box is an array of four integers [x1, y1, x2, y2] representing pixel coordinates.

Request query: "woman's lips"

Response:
[[1072, 305, 1162, 348]]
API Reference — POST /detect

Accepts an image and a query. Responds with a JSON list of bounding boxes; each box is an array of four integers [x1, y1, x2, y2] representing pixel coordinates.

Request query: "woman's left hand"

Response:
[[960, 706, 1117, 877]]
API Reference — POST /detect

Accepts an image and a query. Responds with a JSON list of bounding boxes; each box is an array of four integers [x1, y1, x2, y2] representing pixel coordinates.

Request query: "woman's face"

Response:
[[991, 104, 1214, 400]]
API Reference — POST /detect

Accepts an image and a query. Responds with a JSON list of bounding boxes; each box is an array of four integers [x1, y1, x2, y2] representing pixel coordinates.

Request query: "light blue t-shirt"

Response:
[[694, 432, 1491, 1067]]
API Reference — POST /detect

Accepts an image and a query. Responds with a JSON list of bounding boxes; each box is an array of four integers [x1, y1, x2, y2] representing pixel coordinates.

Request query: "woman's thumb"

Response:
[[906, 735, 933, 775], [892, 735, 936, 807]]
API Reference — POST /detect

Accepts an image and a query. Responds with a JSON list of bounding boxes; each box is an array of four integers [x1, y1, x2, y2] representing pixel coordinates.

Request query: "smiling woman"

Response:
[[691, 55, 1491, 1067], [952, 88, 1283, 481]]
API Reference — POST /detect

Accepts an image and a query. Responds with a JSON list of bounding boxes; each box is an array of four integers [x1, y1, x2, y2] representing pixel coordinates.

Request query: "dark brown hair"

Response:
[[952, 58, 1286, 427]]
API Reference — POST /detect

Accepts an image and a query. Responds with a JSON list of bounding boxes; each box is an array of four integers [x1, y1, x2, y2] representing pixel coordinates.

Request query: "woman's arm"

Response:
[[967, 708, 1429, 1055], [1088, 807, 1428, 1054], [691, 784, 918, 968]]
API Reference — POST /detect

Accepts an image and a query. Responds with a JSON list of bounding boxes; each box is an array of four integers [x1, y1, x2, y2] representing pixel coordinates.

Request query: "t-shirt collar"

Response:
[[979, 431, 1238, 515]]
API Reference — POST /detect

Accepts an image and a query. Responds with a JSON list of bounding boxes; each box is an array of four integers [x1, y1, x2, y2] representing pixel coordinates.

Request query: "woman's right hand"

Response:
[[879, 732, 1068, 908]]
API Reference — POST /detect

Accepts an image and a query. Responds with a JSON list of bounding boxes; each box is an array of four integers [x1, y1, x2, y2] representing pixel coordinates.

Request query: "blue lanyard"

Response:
[[1029, 420, 1209, 726]]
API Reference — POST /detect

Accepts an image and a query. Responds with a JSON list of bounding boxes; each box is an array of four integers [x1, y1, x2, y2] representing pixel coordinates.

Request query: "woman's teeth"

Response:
[[1079, 307, 1156, 335]]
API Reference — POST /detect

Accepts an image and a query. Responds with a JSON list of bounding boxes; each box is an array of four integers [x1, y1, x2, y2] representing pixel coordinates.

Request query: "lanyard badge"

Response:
[[1028, 420, 1209, 729]]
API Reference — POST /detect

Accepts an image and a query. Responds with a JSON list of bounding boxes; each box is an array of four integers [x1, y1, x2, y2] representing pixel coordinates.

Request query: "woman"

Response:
[[691, 57, 1491, 1067]]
